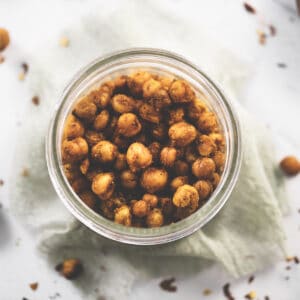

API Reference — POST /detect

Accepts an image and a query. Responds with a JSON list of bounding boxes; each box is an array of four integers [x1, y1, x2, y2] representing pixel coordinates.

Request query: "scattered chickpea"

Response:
[[170, 176, 188, 192], [93, 110, 110, 131], [132, 200, 150, 217], [117, 113, 142, 137], [0, 28, 10, 51], [193, 180, 212, 200], [160, 147, 177, 167], [56, 258, 83, 280], [168, 122, 197, 147], [197, 111, 217, 133], [111, 94, 136, 113], [120, 170, 138, 189], [84, 130, 105, 146], [127, 71, 152, 96], [172, 184, 199, 210], [197, 134, 217, 156], [91, 141, 117, 163], [126, 142, 152, 172], [192, 158, 216, 179], [141, 168, 168, 193], [63, 115, 85, 139], [91, 173, 115, 200], [169, 80, 195, 103], [146, 208, 164, 227], [62, 137, 89, 163], [114, 205, 132, 226], [142, 194, 158, 208], [280, 156, 300, 176]]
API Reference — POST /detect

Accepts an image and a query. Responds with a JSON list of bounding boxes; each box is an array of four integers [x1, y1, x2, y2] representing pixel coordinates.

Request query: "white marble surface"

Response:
[[0, 0, 300, 299]]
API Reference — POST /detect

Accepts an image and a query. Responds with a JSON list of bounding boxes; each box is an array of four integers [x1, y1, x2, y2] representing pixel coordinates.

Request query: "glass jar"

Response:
[[46, 48, 242, 245]]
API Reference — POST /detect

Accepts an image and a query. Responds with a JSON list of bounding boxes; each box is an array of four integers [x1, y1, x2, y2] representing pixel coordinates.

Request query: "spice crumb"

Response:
[[223, 283, 234, 300], [21, 62, 29, 74], [21, 168, 30, 177], [294, 256, 299, 264], [244, 2, 256, 14], [0, 55, 4, 64], [159, 277, 177, 292], [248, 275, 255, 284], [59, 37, 70, 48], [269, 25, 276, 36], [257, 30, 266, 45], [203, 288, 212, 296], [32, 96, 40, 106], [29, 282, 38, 291], [245, 290, 257, 299], [0, 179, 4, 186], [18, 72, 25, 81]]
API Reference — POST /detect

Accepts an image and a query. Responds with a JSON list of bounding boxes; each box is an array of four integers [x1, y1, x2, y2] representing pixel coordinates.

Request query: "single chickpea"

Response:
[[88, 82, 113, 108], [209, 133, 225, 150], [132, 200, 150, 217], [79, 190, 97, 209], [172, 185, 199, 211], [100, 201, 114, 220], [280, 156, 300, 176], [114, 153, 128, 171], [117, 113, 142, 137], [84, 130, 105, 147], [92, 172, 115, 201], [113, 75, 128, 92], [73, 97, 97, 121], [140, 168, 168, 193], [211, 172, 220, 188], [138, 103, 161, 124], [93, 110, 110, 131], [196, 111, 217, 133], [192, 158, 216, 179], [127, 71, 152, 96], [147, 89, 171, 109], [169, 80, 195, 103], [71, 176, 89, 194], [114, 205, 132, 226], [168, 107, 185, 125], [79, 158, 90, 175], [134, 133, 148, 144], [193, 180, 212, 200], [146, 208, 164, 228], [63, 163, 81, 183], [0, 28, 10, 51], [63, 115, 85, 139], [213, 151, 225, 171], [91, 140, 117, 163], [197, 134, 217, 156], [174, 160, 189, 176], [148, 142, 161, 163], [160, 147, 177, 167], [120, 170, 138, 189], [168, 122, 197, 147], [160, 197, 175, 217], [104, 115, 118, 136], [62, 137, 89, 163], [126, 142, 153, 172], [142, 78, 162, 98], [185, 145, 199, 164], [188, 99, 207, 120], [142, 194, 158, 208], [170, 176, 188, 192], [157, 76, 173, 91], [56, 258, 83, 280], [150, 124, 167, 141], [85, 166, 103, 182], [112, 134, 131, 150], [111, 94, 136, 114]]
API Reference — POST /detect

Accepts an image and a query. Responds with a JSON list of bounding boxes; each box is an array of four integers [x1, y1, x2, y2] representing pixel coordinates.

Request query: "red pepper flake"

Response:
[[244, 2, 256, 14], [29, 282, 38, 291], [32, 96, 40, 106], [248, 275, 255, 284], [21, 62, 29, 74], [0, 179, 4, 186], [223, 283, 234, 300], [159, 277, 177, 292], [269, 25, 276, 36]]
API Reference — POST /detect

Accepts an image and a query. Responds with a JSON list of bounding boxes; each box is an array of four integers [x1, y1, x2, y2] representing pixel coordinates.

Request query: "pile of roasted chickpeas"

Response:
[[62, 71, 226, 228]]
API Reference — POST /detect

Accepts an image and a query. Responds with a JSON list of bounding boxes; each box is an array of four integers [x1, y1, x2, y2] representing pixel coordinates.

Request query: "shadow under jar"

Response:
[[46, 48, 242, 245]]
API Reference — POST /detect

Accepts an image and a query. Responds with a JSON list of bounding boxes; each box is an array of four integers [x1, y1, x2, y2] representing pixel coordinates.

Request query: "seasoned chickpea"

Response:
[[168, 122, 197, 147], [63, 163, 81, 183], [188, 99, 207, 120], [213, 151, 225, 171], [160, 147, 177, 167], [168, 107, 185, 125], [0, 28, 10, 51], [56, 258, 83, 280], [142, 194, 158, 208], [79, 158, 90, 175], [209, 133, 225, 150], [142, 78, 162, 98], [100, 201, 114, 220], [89, 82, 113, 108], [73, 97, 97, 121], [93, 110, 110, 131], [151, 124, 167, 141], [113, 75, 128, 92], [170, 176, 188, 192], [280, 156, 300, 176], [169, 80, 195, 103], [127, 71, 152, 96], [197, 135, 217, 156], [160, 197, 174, 217], [158, 76, 173, 91], [91, 140, 117, 163], [111, 94, 136, 114], [172, 185, 199, 211], [92, 172, 115, 201], [138, 103, 161, 124], [148, 142, 161, 163], [192, 158, 216, 179], [146, 208, 164, 227], [84, 130, 105, 147], [120, 170, 138, 189], [174, 160, 189, 176], [185, 145, 198, 164], [85, 166, 103, 182], [71, 176, 89, 194], [112, 134, 130, 150], [193, 180, 212, 200], [147, 89, 171, 109], [79, 190, 97, 209], [141, 168, 168, 193], [117, 113, 142, 137], [62, 137, 89, 163], [132, 200, 150, 217], [197, 112, 217, 133], [114, 205, 132, 226], [126, 142, 152, 172], [134, 133, 148, 144], [104, 115, 118, 136], [211, 172, 220, 188], [63, 115, 85, 139], [114, 153, 127, 171]]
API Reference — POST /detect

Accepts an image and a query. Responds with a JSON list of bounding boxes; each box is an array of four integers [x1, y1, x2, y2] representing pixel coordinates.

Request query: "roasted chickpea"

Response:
[[120, 170, 138, 189], [126, 142, 153, 172], [134, 133, 148, 144], [193, 180, 212, 200], [168, 122, 197, 147], [168, 107, 185, 125], [114, 205, 132, 226], [79, 190, 97, 209], [170, 176, 188, 192], [85, 166, 103, 182], [160, 197, 174, 217], [169, 80, 195, 103], [188, 99, 207, 120], [209, 133, 225, 150], [100, 201, 114, 220], [111, 94, 136, 114], [158, 76, 173, 91], [112, 134, 130, 150], [141, 168, 168, 193], [147, 89, 171, 109], [63, 115, 85, 139], [211, 172, 220, 188], [280, 156, 300, 176], [197, 134, 217, 156], [62, 137, 89, 163], [148, 142, 161, 163], [185, 145, 198, 164], [93, 110, 110, 131], [113, 75, 128, 92], [127, 71, 152, 97], [56, 258, 83, 280], [196, 111, 217, 133], [138, 103, 161, 124], [142, 194, 158, 208], [114, 153, 127, 171], [142, 78, 162, 98], [104, 115, 118, 136], [79, 158, 90, 175], [213, 151, 225, 171], [174, 160, 189, 176], [84, 130, 105, 147], [160, 147, 177, 167], [0, 28, 10, 51], [71, 176, 89, 194], [151, 124, 167, 141], [63, 163, 81, 183], [192, 158, 216, 179], [146, 208, 164, 227], [73, 97, 97, 121], [92, 172, 115, 201], [132, 200, 150, 217], [91, 140, 117, 163], [172, 185, 199, 211], [117, 113, 142, 137], [89, 82, 113, 108]]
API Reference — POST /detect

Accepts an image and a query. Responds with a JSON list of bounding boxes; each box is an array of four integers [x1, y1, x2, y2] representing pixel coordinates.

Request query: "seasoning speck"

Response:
[[18, 72, 25, 81], [286, 266, 291, 270], [248, 275, 255, 284], [294, 256, 299, 264], [203, 288, 212, 296], [21, 168, 30, 177], [223, 283, 234, 300], [245, 290, 257, 299], [0, 55, 4, 64], [159, 277, 177, 292], [21, 63, 29, 74], [244, 2, 256, 14], [32, 96, 40, 106], [257, 30, 266, 45], [29, 282, 38, 291], [269, 25, 276, 36], [59, 37, 70, 48], [0, 179, 4, 186]]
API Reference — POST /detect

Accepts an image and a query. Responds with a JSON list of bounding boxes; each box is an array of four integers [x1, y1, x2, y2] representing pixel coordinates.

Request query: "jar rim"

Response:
[[46, 47, 242, 245]]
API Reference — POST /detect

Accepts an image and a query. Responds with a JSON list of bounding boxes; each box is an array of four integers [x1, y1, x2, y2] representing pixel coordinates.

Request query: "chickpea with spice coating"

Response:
[[79, 190, 97, 209], [63, 115, 85, 139], [160, 147, 177, 167], [91, 141, 117, 163], [193, 180, 212, 200], [93, 110, 110, 131], [89, 82, 113, 108], [141, 168, 168, 193], [142, 194, 158, 208], [117, 113, 142, 137], [192, 158, 216, 179], [73, 97, 97, 121], [92, 172, 115, 201], [213, 151, 225, 171], [84, 130, 105, 147], [174, 160, 189, 176], [188, 99, 207, 120], [169, 80, 195, 103], [197, 135, 217, 157], [114, 153, 127, 171], [172, 185, 199, 211], [114, 205, 132, 226], [168, 107, 185, 125], [120, 170, 138, 189], [280, 156, 300, 176], [127, 71, 152, 96], [62, 137, 89, 163], [79, 158, 90, 175], [111, 94, 136, 114], [211, 172, 220, 188], [63, 163, 81, 183], [146, 208, 164, 228], [148, 142, 161, 163], [170, 176, 188, 192], [197, 111, 217, 133], [132, 200, 150, 217], [160, 197, 174, 217], [126, 142, 153, 172], [142, 78, 162, 98], [138, 103, 161, 124], [168, 122, 197, 147], [71, 176, 89, 194]]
